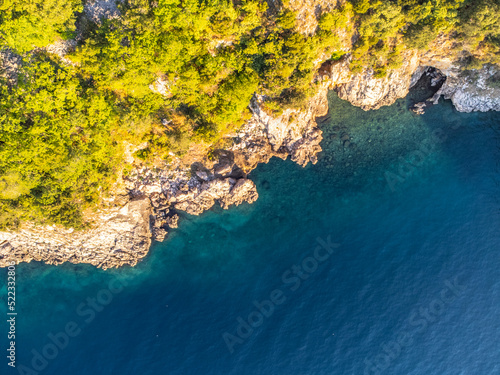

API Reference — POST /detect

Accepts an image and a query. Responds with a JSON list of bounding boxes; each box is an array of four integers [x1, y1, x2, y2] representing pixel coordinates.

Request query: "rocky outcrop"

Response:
[[84, 0, 122, 24], [0, 196, 152, 269], [0, 49, 21, 87], [334, 51, 421, 110], [230, 89, 328, 171], [172, 178, 258, 215], [321, 48, 500, 114], [430, 65, 500, 112]]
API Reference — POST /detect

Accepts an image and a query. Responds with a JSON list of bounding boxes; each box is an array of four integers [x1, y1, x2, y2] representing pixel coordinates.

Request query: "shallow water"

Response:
[[2, 91, 500, 375]]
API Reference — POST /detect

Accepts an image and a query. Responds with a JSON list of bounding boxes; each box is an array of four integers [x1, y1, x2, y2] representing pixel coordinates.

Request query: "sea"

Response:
[[1, 87, 500, 375]]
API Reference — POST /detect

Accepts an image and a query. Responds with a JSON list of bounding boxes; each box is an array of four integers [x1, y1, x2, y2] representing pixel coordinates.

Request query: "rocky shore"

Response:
[[1, 29, 499, 269]]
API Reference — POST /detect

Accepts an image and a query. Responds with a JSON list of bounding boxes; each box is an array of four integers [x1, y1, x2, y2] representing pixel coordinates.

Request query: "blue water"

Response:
[[2, 92, 500, 375]]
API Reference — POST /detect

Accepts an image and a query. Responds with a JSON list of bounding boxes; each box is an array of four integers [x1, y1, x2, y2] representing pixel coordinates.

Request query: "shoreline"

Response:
[[1, 55, 499, 269]]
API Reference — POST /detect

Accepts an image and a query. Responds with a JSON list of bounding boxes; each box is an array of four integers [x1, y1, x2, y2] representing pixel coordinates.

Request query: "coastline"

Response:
[[1, 50, 499, 269]]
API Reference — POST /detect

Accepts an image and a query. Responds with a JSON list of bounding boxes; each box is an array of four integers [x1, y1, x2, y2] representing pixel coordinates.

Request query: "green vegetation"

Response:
[[0, 0, 82, 53], [0, 0, 498, 228], [0, 53, 124, 228], [457, 0, 500, 66], [348, 0, 500, 75]]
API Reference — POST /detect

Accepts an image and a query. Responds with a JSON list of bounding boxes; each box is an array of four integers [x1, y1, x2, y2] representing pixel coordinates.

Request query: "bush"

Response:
[[0, 53, 122, 228], [0, 0, 82, 53]]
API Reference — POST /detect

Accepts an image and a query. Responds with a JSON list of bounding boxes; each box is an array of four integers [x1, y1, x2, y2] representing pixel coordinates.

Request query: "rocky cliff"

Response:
[[332, 51, 422, 110], [324, 33, 500, 112], [323, 48, 500, 113], [0, 197, 151, 269], [432, 65, 500, 112]]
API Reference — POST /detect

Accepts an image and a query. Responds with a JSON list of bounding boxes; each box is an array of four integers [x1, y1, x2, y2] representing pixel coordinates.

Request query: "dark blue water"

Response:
[[2, 93, 500, 375]]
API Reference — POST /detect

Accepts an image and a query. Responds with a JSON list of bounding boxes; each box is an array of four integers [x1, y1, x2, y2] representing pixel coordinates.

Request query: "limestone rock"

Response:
[[196, 171, 209, 180], [334, 51, 421, 110], [173, 178, 257, 215], [434, 65, 500, 112], [220, 179, 259, 209], [213, 163, 233, 176], [84, 0, 122, 24], [230, 86, 328, 172], [0, 196, 151, 269], [0, 49, 21, 87]]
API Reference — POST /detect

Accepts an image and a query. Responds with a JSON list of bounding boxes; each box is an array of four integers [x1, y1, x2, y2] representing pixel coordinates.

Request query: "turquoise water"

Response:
[[2, 92, 500, 375]]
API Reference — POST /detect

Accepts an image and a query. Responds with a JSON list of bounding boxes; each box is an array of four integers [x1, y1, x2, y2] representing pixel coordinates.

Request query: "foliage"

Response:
[[456, 0, 500, 66], [0, 53, 122, 228], [0, 0, 82, 53]]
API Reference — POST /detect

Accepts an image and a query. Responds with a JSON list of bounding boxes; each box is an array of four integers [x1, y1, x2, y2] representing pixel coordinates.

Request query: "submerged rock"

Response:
[[411, 102, 427, 115]]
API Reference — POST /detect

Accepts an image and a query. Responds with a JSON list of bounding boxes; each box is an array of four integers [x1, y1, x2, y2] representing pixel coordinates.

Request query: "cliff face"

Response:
[[332, 51, 422, 110], [231, 88, 328, 170], [433, 65, 500, 112], [324, 46, 500, 113]]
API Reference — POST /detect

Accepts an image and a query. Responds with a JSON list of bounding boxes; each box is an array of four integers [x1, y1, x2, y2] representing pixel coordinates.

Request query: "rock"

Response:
[[173, 178, 257, 215], [143, 184, 162, 194], [411, 102, 427, 115], [432, 65, 500, 112], [149, 76, 175, 97], [230, 86, 327, 171], [213, 163, 233, 176], [165, 214, 179, 229], [220, 179, 259, 209], [196, 171, 209, 180], [153, 228, 168, 242], [0, 49, 21, 87], [84, 0, 121, 24], [0, 196, 152, 269], [333, 51, 421, 110]]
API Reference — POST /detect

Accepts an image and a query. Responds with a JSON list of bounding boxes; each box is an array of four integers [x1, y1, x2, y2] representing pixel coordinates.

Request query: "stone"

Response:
[[166, 214, 179, 229], [333, 51, 421, 110], [0, 196, 152, 269], [433, 65, 500, 112], [213, 163, 233, 176], [196, 171, 209, 180]]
